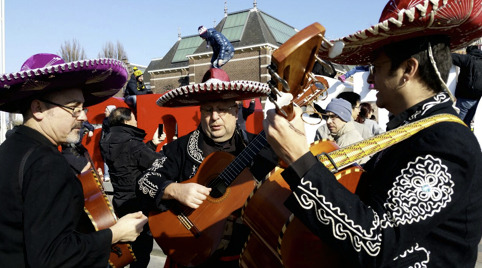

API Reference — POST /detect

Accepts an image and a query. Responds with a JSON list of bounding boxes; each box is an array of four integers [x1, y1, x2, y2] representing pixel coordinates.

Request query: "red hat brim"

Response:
[[319, 0, 482, 65]]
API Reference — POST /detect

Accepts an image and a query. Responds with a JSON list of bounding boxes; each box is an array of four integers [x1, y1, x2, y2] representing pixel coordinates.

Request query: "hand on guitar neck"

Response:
[[163, 182, 212, 209], [109, 211, 148, 244], [264, 106, 310, 166]]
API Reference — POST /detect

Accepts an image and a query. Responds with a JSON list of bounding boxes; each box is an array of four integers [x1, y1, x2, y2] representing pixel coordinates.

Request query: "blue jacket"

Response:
[[202, 28, 234, 64]]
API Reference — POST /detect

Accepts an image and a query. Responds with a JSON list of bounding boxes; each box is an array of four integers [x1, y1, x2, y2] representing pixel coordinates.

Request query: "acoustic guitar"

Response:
[[78, 152, 135, 268]]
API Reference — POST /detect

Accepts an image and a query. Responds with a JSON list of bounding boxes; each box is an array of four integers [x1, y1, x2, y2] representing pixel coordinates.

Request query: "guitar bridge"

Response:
[[178, 213, 202, 238]]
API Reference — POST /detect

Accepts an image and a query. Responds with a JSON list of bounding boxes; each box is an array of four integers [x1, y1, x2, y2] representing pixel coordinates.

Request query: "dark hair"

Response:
[[466, 45, 479, 54], [108, 107, 132, 126], [356, 103, 373, 123], [336, 92, 361, 108], [382, 35, 451, 94]]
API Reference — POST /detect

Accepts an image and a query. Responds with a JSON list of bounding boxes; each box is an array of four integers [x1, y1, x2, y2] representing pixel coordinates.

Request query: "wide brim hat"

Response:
[[156, 68, 270, 107], [318, 0, 482, 65], [0, 53, 128, 113]]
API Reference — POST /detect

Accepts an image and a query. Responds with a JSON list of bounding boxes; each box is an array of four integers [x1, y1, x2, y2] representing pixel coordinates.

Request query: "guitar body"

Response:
[[78, 169, 135, 268], [241, 140, 362, 268], [148, 151, 257, 267]]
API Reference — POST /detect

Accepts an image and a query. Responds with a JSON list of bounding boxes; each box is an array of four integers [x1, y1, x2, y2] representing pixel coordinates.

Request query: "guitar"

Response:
[[78, 152, 135, 268], [147, 24, 329, 267]]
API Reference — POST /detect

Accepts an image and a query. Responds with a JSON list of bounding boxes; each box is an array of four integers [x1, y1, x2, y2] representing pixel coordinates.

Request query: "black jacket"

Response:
[[100, 124, 162, 216], [0, 126, 112, 267], [283, 93, 482, 267], [452, 49, 482, 99], [124, 76, 151, 97]]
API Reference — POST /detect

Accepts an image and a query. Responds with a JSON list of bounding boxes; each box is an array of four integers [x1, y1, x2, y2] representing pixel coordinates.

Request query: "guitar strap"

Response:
[[317, 114, 466, 172]]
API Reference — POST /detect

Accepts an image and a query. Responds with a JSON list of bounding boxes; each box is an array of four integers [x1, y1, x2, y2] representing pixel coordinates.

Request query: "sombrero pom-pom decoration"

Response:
[[156, 68, 271, 107]]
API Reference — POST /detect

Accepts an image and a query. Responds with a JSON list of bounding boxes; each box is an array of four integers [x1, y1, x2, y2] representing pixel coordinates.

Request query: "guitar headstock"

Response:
[[267, 23, 332, 119]]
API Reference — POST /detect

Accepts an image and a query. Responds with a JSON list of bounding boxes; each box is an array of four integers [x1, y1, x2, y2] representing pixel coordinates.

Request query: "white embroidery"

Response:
[[293, 182, 383, 256], [393, 243, 430, 267], [187, 130, 204, 164], [294, 155, 452, 257], [138, 174, 159, 198], [149, 156, 167, 171], [382, 155, 453, 227], [189, 165, 199, 179]]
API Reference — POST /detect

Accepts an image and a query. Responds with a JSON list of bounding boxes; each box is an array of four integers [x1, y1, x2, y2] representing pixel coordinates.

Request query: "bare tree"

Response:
[[58, 39, 87, 62], [98, 41, 128, 61]]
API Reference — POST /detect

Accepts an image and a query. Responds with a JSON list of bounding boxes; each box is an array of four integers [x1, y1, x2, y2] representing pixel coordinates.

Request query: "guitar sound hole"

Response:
[[209, 179, 227, 198]]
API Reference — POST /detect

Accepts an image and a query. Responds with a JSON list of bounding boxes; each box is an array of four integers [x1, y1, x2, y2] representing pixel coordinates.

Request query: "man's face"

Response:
[[352, 101, 361, 120], [325, 112, 346, 134], [138, 75, 144, 82], [40, 88, 86, 145], [367, 52, 401, 111], [200, 100, 238, 143]]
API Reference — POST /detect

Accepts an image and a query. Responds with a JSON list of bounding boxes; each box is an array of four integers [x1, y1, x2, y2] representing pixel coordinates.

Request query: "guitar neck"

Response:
[[317, 114, 464, 172], [219, 131, 267, 185]]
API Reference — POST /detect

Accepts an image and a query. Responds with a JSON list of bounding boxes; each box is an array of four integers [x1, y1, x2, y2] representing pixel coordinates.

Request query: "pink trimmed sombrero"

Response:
[[0, 53, 128, 112], [319, 0, 482, 65], [156, 68, 270, 107]]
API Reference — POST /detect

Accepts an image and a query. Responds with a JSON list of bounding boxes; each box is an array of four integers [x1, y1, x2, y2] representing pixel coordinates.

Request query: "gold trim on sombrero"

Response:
[[319, 0, 482, 64]]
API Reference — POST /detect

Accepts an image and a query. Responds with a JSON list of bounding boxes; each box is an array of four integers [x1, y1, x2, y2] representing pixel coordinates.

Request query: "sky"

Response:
[[3, 0, 389, 73]]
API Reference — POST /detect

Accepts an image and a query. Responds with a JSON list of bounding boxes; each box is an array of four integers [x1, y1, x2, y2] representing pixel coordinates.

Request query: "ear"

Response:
[[403, 57, 419, 81], [31, 100, 45, 121]]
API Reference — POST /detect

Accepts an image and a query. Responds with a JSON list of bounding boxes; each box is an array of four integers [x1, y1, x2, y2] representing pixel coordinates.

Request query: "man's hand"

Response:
[[263, 106, 310, 165], [152, 127, 166, 146], [164, 183, 211, 209], [88, 131, 94, 137], [218, 59, 224, 66], [81, 161, 92, 173], [109, 211, 148, 244]]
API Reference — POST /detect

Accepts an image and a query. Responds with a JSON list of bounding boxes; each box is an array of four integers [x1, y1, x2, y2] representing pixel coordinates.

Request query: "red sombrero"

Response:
[[156, 68, 271, 107], [0, 53, 128, 113], [319, 0, 482, 65]]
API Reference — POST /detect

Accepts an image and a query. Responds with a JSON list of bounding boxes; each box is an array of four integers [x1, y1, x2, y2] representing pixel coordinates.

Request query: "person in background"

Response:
[[100, 105, 116, 182], [236, 98, 256, 131], [263, 0, 482, 266], [315, 92, 372, 141], [0, 53, 147, 267], [356, 102, 384, 135], [198, 25, 235, 69], [314, 98, 369, 164], [100, 107, 164, 268], [124, 69, 152, 109], [452, 45, 482, 125]]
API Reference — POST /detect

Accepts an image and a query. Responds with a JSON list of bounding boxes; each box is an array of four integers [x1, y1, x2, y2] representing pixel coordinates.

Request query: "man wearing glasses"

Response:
[[137, 68, 277, 268], [0, 53, 148, 267], [263, 0, 482, 267]]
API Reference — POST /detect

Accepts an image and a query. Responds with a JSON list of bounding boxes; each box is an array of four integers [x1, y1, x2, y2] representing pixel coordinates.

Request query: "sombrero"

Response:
[[156, 68, 270, 107], [319, 0, 482, 65], [0, 53, 128, 113]]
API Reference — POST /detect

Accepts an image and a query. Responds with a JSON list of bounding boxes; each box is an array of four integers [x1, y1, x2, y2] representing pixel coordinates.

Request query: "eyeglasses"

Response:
[[201, 105, 237, 116], [368, 59, 392, 75], [39, 99, 87, 117]]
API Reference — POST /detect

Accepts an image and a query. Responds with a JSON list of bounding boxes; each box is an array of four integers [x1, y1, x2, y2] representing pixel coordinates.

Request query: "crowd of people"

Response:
[[1, 0, 482, 268]]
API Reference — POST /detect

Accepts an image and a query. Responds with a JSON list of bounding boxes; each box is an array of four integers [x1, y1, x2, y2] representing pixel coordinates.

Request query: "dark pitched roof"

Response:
[[145, 7, 299, 77]]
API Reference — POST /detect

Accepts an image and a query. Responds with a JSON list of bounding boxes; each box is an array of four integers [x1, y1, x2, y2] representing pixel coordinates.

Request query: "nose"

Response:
[[211, 110, 221, 120], [77, 109, 88, 120]]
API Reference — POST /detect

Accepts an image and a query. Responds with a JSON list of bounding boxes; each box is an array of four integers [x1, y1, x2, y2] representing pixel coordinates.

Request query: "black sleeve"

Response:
[[23, 148, 112, 267], [242, 101, 256, 120]]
